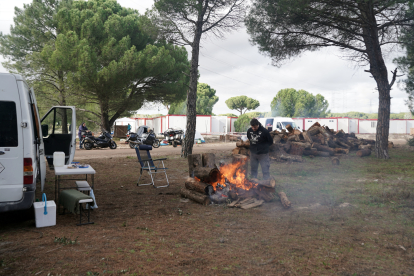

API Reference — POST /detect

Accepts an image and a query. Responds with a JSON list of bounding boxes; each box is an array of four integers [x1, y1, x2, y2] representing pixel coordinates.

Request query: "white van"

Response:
[[0, 73, 76, 213], [258, 117, 300, 132]]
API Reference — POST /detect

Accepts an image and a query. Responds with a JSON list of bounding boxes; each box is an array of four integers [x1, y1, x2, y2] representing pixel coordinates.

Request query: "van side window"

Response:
[[0, 101, 18, 147], [277, 122, 282, 129]]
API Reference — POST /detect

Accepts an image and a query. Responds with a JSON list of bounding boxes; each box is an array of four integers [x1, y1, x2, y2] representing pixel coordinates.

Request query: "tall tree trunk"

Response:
[[58, 70, 69, 134], [183, 24, 203, 158], [100, 100, 110, 132], [360, 4, 390, 159]]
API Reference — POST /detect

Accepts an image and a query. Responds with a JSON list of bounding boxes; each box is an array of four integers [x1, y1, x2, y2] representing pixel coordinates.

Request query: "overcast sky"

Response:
[[0, 0, 409, 115]]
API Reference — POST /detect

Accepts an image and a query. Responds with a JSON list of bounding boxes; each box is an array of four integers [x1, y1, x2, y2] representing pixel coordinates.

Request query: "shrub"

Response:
[[234, 112, 261, 132], [408, 137, 414, 146]]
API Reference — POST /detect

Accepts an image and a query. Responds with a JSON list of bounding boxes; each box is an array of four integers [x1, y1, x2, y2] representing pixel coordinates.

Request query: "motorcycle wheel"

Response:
[[153, 140, 160, 148], [110, 141, 117, 149], [84, 142, 93, 150], [172, 141, 177, 148], [129, 142, 135, 149]]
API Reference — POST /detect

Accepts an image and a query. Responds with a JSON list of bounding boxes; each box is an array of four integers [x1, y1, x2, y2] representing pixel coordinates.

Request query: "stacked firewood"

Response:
[[232, 140, 250, 156], [268, 122, 377, 162]]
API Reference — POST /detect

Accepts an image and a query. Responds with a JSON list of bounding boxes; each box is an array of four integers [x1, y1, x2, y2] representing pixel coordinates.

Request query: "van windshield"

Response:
[[0, 101, 18, 147], [282, 122, 297, 129]]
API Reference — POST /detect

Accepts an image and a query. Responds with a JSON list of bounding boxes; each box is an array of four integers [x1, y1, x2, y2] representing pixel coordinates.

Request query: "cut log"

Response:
[[185, 177, 212, 194], [188, 154, 202, 177], [290, 141, 311, 149], [278, 192, 291, 208], [255, 190, 274, 202], [314, 151, 330, 157], [307, 126, 320, 136], [312, 143, 335, 156], [358, 144, 372, 150], [275, 149, 303, 162], [273, 135, 282, 144], [334, 148, 349, 154], [193, 167, 221, 183], [283, 143, 291, 152], [228, 198, 240, 207], [331, 157, 340, 165], [302, 131, 313, 143], [243, 140, 250, 148], [240, 199, 264, 209], [293, 129, 301, 135], [303, 148, 318, 156], [286, 124, 294, 133], [356, 149, 371, 157], [269, 143, 280, 152], [335, 129, 345, 137], [202, 153, 216, 168], [250, 177, 276, 188], [180, 188, 211, 205], [363, 139, 376, 145], [287, 134, 300, 142], [288, 142, 305, 156], [228, 190, 238, 200], [388, 141, 394, 148], [319, 126, 332, 139], [232, 148, 241, 155], [312, 133, 325, 145], [308, 122, 321, 129], [236, 140, 244, 147], [239, 148, 250, 156]]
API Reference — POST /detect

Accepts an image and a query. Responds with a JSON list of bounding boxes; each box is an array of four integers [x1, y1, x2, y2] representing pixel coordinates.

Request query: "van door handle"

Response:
[[0, 151, 4, 155]]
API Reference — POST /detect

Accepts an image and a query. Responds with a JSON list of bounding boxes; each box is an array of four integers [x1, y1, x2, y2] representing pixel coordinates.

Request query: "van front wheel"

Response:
[[84, 142, 93, 150]]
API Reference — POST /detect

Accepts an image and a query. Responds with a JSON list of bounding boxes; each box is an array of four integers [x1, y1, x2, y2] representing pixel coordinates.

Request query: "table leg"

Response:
[[92, 174, 94, 190]]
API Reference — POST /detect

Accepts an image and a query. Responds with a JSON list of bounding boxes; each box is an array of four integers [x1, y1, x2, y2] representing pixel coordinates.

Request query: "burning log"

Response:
[[193, 167, 220, 183], [188, 154, 202, 177], [356, 149, 371, 157], [278, 192, 291, 209], [232, 154, 249, 173], [185, 178, 212, 195], [331, 157, 340, 165], [202, 153, 216, 168], [250, 178, 276, 188], [180, 188, 211, 205]]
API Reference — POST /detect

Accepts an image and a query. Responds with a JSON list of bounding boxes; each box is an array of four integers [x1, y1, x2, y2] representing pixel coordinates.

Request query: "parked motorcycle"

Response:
[[127, 126, 160, 149], [163, 128, 184, 147], [83, 130, 117, 150]]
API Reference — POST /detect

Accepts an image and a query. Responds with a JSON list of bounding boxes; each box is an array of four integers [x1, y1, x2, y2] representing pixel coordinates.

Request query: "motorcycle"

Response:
[[83, 130, 117, 150], [163, 127, 184, 147], [126, 126, 160, 149]]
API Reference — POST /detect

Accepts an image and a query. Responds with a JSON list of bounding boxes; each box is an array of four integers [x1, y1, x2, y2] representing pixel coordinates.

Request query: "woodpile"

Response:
[[264, 122, 376, 161], [232, 140, 250, 156], [182, 153, 292, 209]]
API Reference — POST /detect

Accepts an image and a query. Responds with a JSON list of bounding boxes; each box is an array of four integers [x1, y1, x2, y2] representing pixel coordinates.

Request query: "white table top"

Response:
[[54, 165, 96, 175]]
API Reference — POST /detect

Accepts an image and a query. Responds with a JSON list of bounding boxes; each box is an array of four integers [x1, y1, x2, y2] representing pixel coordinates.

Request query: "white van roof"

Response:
[[261, 117, 294, 121], [0, 72, 24, 81]]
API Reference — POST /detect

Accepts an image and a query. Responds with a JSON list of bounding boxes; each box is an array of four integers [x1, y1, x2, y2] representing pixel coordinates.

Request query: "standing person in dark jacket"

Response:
[[78, 122, 88, 149], [247, 118, 273, 180]]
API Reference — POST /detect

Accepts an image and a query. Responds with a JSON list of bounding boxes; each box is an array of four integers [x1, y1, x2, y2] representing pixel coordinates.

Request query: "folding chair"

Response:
[[135, 145, 169, 188]]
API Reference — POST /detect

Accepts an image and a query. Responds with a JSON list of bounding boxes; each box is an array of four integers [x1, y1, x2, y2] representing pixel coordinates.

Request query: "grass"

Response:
[[1, 146, 414, 275]]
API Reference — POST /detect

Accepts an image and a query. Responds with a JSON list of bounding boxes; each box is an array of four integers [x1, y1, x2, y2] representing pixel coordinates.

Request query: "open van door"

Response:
[[28, 88, 47, 191], [40, 107, 76, 168]]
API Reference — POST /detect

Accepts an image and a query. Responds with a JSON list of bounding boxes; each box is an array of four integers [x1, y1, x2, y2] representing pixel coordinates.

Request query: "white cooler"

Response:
[[33, 194, 56, 228]]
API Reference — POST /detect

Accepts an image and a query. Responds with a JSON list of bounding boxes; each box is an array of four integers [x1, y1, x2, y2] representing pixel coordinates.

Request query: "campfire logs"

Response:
[[181, 153, 291, 209]]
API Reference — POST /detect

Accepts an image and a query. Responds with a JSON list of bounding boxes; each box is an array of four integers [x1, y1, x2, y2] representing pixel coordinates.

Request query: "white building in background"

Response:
[[115, 115, 238, 134], [115, 116, 414, 135]]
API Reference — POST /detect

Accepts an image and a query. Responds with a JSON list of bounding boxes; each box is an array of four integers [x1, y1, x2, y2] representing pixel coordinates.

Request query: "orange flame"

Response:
[[216, 160, 257, 191]]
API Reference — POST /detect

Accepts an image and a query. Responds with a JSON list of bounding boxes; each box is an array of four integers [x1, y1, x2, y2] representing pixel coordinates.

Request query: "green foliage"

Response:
[[394, 6, 414, 115], [408, 137, 414, 146], [271, 88, 329, 117], [169, 83, 219, 115], [218, 113, 238, 117], [234, 112, 261, 132], [225, 96, 260, 115]]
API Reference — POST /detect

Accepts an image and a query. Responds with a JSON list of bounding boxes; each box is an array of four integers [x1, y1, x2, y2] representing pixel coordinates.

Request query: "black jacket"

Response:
[[247, 125, 273, 154]]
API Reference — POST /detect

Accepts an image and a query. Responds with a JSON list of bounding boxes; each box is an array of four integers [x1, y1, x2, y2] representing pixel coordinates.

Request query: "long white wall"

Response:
[[115, 116, 414, 134]]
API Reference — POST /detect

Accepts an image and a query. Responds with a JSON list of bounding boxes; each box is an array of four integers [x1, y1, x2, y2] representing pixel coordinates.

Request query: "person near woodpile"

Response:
[[247, 118, 273, 180]]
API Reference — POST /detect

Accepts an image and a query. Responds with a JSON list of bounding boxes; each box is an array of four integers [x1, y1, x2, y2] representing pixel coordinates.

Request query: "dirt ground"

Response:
[[1, 144, 414, 276]]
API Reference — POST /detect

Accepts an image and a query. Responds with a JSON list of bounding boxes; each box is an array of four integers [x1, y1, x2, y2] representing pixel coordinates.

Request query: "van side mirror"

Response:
[[41, 125, 48, 137]]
